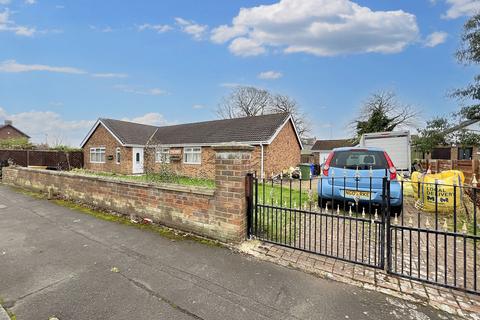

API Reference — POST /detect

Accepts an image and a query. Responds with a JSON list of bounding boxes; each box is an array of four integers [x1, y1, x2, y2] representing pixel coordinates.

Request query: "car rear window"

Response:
[[330, 150, 387, 170]]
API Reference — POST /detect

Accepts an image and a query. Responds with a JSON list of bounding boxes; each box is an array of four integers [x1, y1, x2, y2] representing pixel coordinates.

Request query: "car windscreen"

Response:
[[330, 150, 387, 170]]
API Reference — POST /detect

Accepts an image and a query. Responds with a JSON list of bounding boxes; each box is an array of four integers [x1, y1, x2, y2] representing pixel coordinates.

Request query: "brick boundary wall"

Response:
[[2, 144, 254, 243]]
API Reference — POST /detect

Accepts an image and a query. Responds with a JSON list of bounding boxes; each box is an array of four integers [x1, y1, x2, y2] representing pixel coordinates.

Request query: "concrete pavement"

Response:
[[0, 186, 456, 320]]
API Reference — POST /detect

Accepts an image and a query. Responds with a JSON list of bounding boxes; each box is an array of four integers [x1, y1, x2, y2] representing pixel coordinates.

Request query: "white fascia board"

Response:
[[80, 119, 126, 148], [265, 115, 303, 150]]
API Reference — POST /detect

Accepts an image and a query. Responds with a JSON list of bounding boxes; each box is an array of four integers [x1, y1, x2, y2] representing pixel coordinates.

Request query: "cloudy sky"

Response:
[[0, 0, 479, 146]]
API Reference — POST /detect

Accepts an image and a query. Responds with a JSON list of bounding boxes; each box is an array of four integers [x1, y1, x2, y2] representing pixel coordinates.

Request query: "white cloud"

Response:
[[138, 23, 172, 33], [175, 17, 208, 40], [0, 107, 94, 146], [0, 107, 172, 146], [122, 113, 169, 127], [0, 60, 126, 78], [192, 104, 205, 109], [258, 70, 283, 80], [443, 0, 480, 19], [424, 31, 448, 47], [0, 0, 11, 5], [25, 0, 37, 4], [114, 84, 167, 96], [92, 73, 128, 78], [210, 0, 419, 57], [0, 59, 86, 74], [0, 9, 36, 36], [89, 25, 114, 33]]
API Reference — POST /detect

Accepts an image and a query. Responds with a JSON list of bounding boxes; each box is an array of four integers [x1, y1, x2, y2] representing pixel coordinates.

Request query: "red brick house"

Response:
[[0, 120, 30, 141], [80, 113, 302, 179]]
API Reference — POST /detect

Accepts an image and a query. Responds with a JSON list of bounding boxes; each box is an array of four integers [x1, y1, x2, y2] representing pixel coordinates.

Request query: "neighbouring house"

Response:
[[311, 139, 355, 164], [0, 120, 30, 141], [80, 113, 302, 179], [421, 119, 480, 161]]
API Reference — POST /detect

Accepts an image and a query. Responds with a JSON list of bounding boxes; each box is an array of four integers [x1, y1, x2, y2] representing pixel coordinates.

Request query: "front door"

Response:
[[132, 147, 144, 174]]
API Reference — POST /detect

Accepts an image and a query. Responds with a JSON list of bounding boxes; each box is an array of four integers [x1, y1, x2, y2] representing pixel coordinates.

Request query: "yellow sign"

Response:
[[411, 170, 464, 213], [345, 190, 371, 200]]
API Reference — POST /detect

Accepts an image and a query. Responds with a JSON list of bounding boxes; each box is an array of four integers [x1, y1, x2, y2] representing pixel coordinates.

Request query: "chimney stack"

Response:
[[4, 120, 12, 126]]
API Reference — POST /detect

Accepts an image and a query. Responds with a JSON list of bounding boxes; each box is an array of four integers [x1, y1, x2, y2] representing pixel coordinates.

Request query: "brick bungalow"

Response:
[[80, 113, 302, 179], [311, 139, 355, 164], [0, 120, 30, 141]]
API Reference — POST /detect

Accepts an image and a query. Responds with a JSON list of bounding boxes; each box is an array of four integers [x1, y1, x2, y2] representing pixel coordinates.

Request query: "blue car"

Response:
[[318, 147, 403, 214]]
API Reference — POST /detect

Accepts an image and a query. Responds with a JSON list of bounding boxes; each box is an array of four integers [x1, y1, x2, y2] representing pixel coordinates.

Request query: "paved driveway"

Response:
[[0, 186, 454, 320]]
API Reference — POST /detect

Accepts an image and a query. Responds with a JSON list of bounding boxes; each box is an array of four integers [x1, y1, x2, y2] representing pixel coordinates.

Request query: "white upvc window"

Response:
[[115, 147, 121, 164], [183, 147, 201, 164], [155, 147, 170, 163], [90, 147, 106, 163]]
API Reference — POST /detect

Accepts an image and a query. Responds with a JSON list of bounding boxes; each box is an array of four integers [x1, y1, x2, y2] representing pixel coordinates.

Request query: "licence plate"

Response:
[[345, 190, 371, 200]]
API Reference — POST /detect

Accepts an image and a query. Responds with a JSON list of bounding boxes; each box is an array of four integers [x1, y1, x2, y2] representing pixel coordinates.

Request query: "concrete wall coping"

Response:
[[4, 166, 215, 197]]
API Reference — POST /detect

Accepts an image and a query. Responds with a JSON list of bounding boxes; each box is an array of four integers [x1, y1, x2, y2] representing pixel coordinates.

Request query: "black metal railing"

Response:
[[389, 179, 479, 294], [246, 172, 480, 294]]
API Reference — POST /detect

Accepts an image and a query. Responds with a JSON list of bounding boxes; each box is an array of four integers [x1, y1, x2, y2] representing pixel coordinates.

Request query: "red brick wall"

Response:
[[0, 125, 28, 140], [263, 120, 301, 176], [4, 145, 253, 242], [145, 147, 216, 179], [83, 124, 132, 174]]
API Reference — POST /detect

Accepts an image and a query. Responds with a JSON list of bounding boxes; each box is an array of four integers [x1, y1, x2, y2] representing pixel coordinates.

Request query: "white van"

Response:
[[359, 131, 411, 174]]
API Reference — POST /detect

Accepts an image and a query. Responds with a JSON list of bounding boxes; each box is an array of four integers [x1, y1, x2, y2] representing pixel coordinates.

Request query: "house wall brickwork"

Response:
[[83, 124, 133, 174], [3, 144, 253, 242], [262, 121, 301, 176], [145, 147, 216, 179], [0, 125, 29, 140]]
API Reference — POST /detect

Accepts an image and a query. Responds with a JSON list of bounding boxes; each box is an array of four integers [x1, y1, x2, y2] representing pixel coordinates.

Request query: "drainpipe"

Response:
[[260, 144, 265, 180]]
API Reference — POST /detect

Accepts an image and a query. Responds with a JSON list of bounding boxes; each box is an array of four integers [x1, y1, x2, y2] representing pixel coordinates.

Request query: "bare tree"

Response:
[[216, 86, 270, 119], [217, 86, 311, 138], [269, 94, 310, 138]]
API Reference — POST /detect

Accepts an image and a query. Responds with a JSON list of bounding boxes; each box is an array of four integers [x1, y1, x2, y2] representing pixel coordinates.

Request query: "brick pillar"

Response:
[[213, 144, 254, 242]]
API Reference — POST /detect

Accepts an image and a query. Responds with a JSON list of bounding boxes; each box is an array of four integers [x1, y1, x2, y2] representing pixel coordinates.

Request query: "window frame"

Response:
[[90, 147, 106, 164], [115, 147, 121, 164], [183, 147, 202, 165], [155, 147, 170, 164]]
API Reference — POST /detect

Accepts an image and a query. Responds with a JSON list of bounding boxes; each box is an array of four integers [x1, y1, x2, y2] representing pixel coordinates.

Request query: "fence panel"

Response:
[[0, 149, 83, 170]]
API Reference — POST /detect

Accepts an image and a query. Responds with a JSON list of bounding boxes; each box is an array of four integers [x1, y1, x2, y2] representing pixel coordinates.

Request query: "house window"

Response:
[[90, 147, 106, 163], [115, 147, 121, 164], [458, 147, 473, 160], [184, 147, 201, 164], [155, 148, 170, 163]]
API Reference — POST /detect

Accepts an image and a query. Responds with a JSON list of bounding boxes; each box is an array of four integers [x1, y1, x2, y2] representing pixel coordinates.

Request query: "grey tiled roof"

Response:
[[311, 139, 354, 151], [98, 113, 292, 146], [99, 118, 158, 146]]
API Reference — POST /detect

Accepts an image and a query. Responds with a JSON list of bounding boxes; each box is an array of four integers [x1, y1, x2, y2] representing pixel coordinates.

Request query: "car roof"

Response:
[[332, 146, 385, 152]]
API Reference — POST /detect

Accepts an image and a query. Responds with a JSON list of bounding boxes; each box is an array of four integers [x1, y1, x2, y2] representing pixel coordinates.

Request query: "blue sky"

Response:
[[0, 0, 479, 146]]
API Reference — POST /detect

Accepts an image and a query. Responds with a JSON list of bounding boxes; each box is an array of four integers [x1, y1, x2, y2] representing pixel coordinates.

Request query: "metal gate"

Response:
[[246, 173, 387, 269], [246, 173, 480, 294], [387, 179, 479, 294]]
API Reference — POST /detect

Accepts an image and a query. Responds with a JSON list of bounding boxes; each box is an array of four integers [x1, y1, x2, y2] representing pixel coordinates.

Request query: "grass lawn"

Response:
[[256, 181, 318, 208], [254, 181, 319, 243], [71, 169, 215, 189]]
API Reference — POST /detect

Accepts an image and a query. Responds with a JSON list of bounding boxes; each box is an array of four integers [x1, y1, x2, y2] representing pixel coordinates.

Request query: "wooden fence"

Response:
[[0, 149, 83, 170], [420, 159, 479, 183]]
